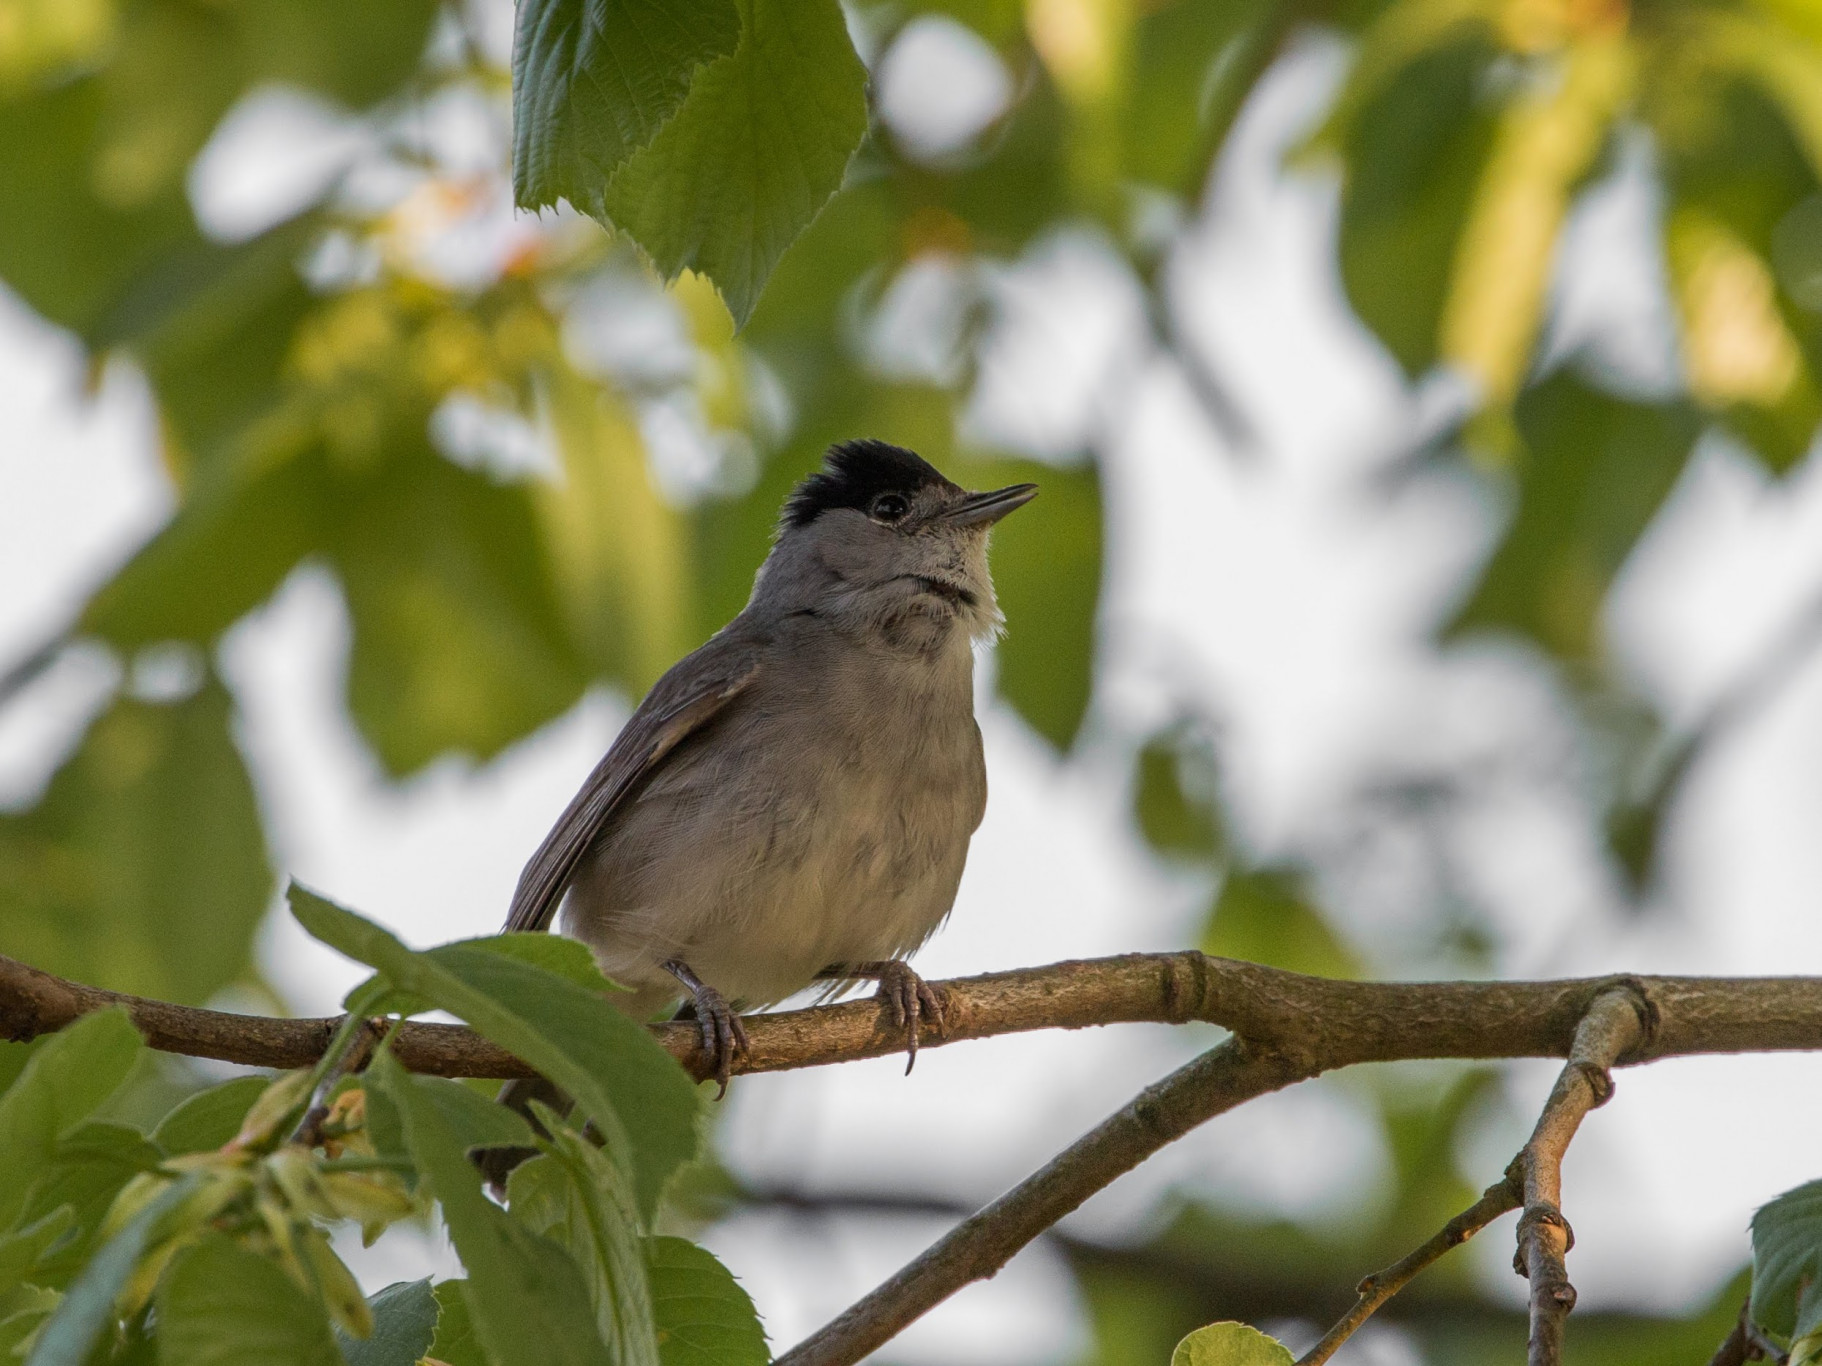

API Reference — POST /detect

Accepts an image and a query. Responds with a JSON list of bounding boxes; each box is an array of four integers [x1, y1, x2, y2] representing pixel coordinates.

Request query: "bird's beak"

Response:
[[939, 483, 1039, 527]]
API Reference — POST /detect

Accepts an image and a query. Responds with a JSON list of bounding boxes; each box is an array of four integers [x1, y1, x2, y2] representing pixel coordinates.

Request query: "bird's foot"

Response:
[[868, 961, 947, 1074], [663, 960, 750, 1098]]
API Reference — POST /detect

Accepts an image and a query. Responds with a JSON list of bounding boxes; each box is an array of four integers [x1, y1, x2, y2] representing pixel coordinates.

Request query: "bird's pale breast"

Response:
[[561, 623, 986, 1015]]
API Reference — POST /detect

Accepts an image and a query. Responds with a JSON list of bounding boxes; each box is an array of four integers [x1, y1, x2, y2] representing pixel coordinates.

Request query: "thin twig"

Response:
[[288, 1016, 385, 1149], [1512, 984, 1654, 1365], [1295, 1173, 1523, 1366], [775, 1038, 1314, 1366]]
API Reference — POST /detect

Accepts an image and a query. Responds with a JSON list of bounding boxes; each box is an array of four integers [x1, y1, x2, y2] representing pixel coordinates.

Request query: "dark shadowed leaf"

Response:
[[647, 1235, 768, 1366], [1201, 869, 1359, 980], [1332, 36, 1500, 377], [954, 454, 1102, 750], [156, 1232, 342, 1366], [512, 0, 741, 215], [337, 1279, 439, 1366], [1752, 1179, 1822, 1341], [409, 1074, 535, 1154], [1449, 368, 1704, 662], [292, 886, 699, 1222], [370, 1054, 607, 1366], [150, 1077, 271, 1157], [0, 681, 271, 1004], [600, 0, 869, 325]]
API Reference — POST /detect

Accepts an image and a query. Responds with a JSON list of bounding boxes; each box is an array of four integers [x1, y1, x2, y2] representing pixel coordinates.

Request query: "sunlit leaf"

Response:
[[647, 1235, 767, 1366], [1201, 869, 1359, 980], [599, 0, 869, 325], [369, 1053, 607, 1366], [512, 0, 741, 214], [1171, 1320, 1294, 1366], [0, 681, 272, 1004], [1439, 36, 1629, 408]]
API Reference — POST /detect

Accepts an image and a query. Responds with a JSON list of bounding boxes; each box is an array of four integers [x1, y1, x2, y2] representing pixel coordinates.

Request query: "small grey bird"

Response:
[[503, 439, 1036, 1089]]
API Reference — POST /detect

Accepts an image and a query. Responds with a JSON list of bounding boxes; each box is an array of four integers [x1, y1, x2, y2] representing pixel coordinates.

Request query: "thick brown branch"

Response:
[[1296, 1173, 1523, 1366], [3, 950, 1821, 1084], [1513, 985, 1652, 1366], [775, 1038, 1314, 1366]]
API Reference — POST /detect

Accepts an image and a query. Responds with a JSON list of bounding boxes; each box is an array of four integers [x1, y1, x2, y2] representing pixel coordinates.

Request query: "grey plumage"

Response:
[[503, 440, 1035, 1076]]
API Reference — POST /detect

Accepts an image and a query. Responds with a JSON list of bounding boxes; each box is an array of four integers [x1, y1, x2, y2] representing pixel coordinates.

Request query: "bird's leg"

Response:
[[663, 959, 750, 1098], [818, 960, 947, 1074]]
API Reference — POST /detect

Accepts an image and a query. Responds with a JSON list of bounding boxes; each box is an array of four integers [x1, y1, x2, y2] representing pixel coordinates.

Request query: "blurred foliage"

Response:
[[0, 899, 764, 1366], [5, 0, 1822, 1358]]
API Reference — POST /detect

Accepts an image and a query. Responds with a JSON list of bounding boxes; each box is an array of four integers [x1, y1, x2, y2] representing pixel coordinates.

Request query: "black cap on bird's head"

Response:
[[781, 439, 1037, 533], [782, 440, 959, 529]]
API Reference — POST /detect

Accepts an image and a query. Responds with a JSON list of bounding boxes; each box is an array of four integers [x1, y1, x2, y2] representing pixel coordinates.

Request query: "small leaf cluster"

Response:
[[0, 888, 767, 1366]]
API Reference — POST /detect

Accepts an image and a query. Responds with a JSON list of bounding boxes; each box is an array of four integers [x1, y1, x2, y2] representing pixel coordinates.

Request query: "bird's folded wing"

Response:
[[503, 642, 762, 934]]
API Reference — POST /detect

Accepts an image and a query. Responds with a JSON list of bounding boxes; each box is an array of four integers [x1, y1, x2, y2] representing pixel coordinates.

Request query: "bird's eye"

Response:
[[870, 493, 910, 523]]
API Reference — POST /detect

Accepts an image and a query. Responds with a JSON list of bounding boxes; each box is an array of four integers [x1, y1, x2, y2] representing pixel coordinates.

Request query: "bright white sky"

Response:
[[6, 14, 1822, 1364]]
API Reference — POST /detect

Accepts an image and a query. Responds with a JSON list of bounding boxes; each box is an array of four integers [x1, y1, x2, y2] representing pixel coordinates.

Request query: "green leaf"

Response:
[[954, 454, 1102, 750], [17, 1123, 166, 1289], [1333, 34, 1501, 377], [1448, 369, 1704, 662], [150, 1078, 271, 1157], [411, 1074, 535, 1154], [1133, 731, 1223, 860], [329, 440, 589, 776], [512, 0, 741, 214], [428, 1281, 486, 1366], [291, 885, 699, 1222], [1120, 0, 1275, 198], [1752, 1179, 1822, 1340], [0, 1010, 143, 1233], [1171, 1321, 1294, 1365], [599, 0, 869, 325], [155, 1232, 342, 1366], [431, 933, 619, 995], [369, 1054, 607, 1366], [337, 1279, 439, 1366], [508, 1121, 658, 1366], [24, 1174, 197, 1366], [647, 1235, 768, 1366], [0, 682, 273, 1005], [1201, 869, 1360, 981]]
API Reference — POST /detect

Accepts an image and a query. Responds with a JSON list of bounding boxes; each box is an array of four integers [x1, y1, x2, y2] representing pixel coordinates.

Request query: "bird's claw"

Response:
[[874, 961, 946, 1074], [688, 986, 750, 1099]]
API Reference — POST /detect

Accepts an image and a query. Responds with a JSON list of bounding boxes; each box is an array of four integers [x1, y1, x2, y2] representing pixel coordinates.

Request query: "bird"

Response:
[[502, 438, 1037, 1092]]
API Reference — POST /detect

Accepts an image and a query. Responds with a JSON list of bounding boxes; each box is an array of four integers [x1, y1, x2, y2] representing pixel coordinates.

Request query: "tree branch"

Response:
[[1, 950, 1820, 1083], [1295, 1173, 1523, 1366], [774, 1038, 1314, 1366], [1512, 984, 1653, 1365]]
